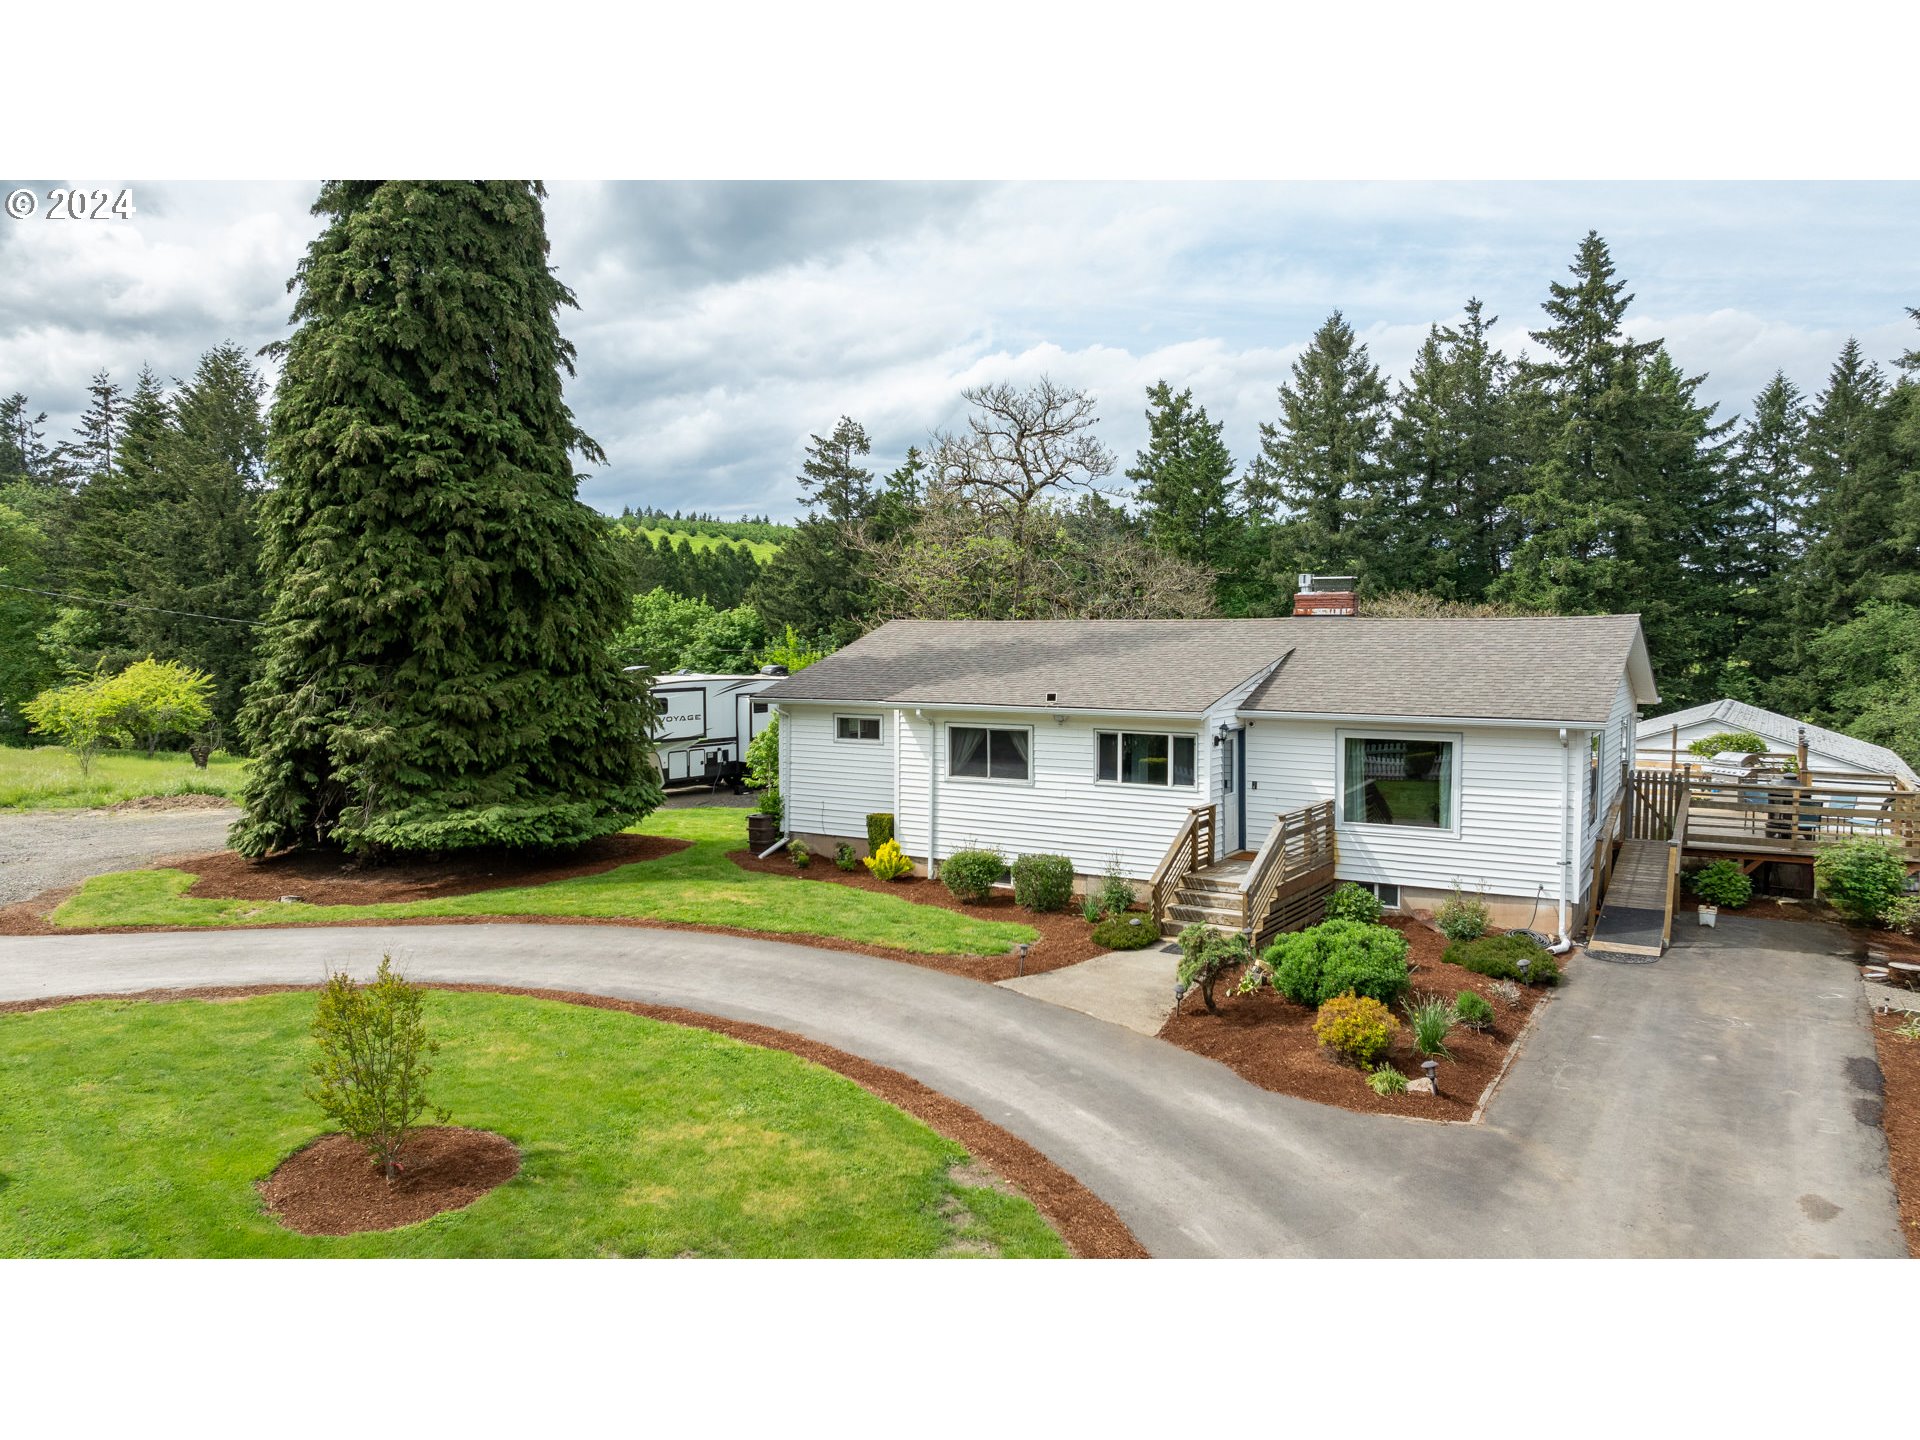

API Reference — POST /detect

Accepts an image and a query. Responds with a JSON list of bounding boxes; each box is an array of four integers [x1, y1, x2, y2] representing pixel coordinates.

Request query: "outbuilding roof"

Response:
[[759, 615, 1656, 725], [1636, 698, 1918, 785]]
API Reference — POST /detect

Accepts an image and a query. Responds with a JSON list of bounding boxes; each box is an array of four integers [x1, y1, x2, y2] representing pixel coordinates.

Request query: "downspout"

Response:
[[1552, 727, 1574, 954], [920, 708, 939, 880]]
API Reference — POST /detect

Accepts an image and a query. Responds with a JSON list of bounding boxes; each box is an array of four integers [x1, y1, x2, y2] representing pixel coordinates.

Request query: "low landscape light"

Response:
[[1421, 1059, 1439, 1093]]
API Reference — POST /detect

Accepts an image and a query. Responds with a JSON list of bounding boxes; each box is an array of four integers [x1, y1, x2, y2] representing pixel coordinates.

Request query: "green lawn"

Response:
[[54, 806, 1039, 957], [0, 991, 1065, 1257], [0, 745, 247, 811]]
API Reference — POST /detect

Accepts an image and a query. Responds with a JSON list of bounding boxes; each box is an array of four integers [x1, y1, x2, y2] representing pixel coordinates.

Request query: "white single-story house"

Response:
[[1636, 698, 1917, 788], [758, 610, 1659, 942]]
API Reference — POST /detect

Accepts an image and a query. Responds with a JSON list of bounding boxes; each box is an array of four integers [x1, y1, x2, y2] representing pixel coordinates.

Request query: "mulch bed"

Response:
[[1869, 1011, 1920, 1258], [1156, 917, 1552, 1122], [726, 849, 1107, 982], [1, 983, 1145, 1259], [260, 1126, 522, 1235]]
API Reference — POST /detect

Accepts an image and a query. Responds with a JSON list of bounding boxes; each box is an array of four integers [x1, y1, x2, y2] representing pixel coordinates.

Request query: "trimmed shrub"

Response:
[[1313, 994, 1398, 1066], [789, 840, 811, 868], [1451, 989, 1496, 1031], [942, 847, 1008, 903], [1263, 920, 1411, 1008], [307, 957, 449, 1180], [1011, 853, 1075, 913], [1404, 992, 1454, 1058], [1445, 932, 1559, 986], [1092, 912, 1160, 950], [1323, 882, 1383, 925], [1687, 859, 1752, 909], [834, 843, 857, 872], [1368, 1064, 1410, 1096], [1177, 926, 1250, 1014], [1687, 729, 1769, 758], [863, 839, 913, 882], [1093, 857, 1137, 919], [866, 812, 895, 853], [1434, 885, 1489, 942], [1814, 836, 1910, 925]]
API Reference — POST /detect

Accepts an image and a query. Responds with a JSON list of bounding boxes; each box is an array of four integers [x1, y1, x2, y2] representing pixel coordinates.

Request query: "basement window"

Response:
[[1096, 731, 1197, 787]]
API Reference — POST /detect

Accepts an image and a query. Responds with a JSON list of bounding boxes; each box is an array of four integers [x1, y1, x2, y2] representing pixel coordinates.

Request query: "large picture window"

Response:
[[1096, 731, 1196, 787], [949, 725, 1030, 782], [1342, 735, 1455, 829]]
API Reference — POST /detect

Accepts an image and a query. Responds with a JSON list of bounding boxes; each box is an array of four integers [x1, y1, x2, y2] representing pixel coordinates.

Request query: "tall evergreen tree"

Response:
[[0, 392, 55, 493], [51, 370, 124, 485], [748, 416, 878, 644], [1497, 232, 1662, 616], [233, 181, 659, 857], [1795, 338, 1903, 630], [1127, 381, 1244, 606], [1722, 372, 1809, 701], [1243, 311, 1390, 596], [1375, 299, 1519, 599]]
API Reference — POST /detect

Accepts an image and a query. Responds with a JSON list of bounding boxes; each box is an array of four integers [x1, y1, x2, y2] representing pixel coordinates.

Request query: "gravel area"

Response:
[[0, 807, 239, 906]]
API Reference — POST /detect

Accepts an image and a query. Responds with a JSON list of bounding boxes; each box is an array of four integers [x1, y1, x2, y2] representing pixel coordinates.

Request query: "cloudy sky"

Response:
[[2, 180, 1915, 520]]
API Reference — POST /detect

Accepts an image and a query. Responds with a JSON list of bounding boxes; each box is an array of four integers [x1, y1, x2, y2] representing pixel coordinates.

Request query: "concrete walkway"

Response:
[[0, 916, 1903, 1257], [997, 945, 1176, 1035]]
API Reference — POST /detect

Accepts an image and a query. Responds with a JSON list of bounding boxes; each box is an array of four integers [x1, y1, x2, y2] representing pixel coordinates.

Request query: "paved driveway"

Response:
[[0, 914, 1901, 1257]]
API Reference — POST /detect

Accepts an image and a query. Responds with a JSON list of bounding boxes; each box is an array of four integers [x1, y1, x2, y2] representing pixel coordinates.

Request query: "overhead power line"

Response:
[[0, 582, 270, 628]]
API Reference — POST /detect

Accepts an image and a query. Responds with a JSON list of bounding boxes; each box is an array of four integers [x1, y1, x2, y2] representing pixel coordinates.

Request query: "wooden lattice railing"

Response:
[[1239, 800, 1337, 949], [1149, 804, 1216, 923]]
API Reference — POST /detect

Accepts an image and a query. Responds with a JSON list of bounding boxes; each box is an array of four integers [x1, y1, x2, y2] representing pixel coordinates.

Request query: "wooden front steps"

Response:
[[1149, 804, 1338, 945]]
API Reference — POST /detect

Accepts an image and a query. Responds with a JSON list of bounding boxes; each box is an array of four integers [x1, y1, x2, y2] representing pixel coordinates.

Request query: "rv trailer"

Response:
[[632, 666, 784, 790]]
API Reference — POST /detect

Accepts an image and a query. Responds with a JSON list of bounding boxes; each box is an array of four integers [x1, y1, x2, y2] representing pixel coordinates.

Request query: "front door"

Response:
[[1220, 729, 1245, 853]]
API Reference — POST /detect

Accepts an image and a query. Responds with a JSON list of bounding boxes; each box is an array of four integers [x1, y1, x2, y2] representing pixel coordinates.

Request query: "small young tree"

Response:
[[100, 657, 215, 755], [306, 957, 449, 1181], [21, 673, 120, 776]]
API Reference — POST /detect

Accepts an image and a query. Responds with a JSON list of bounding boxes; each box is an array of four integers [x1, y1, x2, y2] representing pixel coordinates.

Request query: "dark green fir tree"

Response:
[[1127, 381, 1244, 607], [232, 181, 661, 857]]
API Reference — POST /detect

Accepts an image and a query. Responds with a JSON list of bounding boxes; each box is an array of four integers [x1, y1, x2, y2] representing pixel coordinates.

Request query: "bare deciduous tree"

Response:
[[930, 377, 1116, 614]]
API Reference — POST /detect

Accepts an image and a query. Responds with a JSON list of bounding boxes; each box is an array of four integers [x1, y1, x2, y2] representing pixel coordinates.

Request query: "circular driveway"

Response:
[[0, 917, 1902, 1257]]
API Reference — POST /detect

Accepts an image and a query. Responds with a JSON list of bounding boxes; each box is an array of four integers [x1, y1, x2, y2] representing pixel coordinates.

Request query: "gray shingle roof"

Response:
[[756, 619, 1302, 714], [760, 615, 1654, 724], [1636, 698, 1918, 785], [1240, 615, 1654, 724]]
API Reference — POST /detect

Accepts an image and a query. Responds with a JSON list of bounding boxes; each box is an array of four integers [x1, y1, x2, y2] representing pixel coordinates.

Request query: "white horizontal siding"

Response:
[[779, 702, 897, 838], [897, 709, 1212, 878], [1241, 717, 1571, 901]]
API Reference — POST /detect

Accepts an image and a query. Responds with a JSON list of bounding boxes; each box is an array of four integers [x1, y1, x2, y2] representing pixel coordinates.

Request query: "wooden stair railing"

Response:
[[1149, 804, 1217, 929], [1238, 800, 1337, 949]]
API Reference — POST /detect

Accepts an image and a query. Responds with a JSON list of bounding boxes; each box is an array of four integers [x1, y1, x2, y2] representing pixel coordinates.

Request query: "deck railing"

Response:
[[1630, 767, 1920, 863], [1239, 800, 1337, 948], [1149, 804, 1216, 924]]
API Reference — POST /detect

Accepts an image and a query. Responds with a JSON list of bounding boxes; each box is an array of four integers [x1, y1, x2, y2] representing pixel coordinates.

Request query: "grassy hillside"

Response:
[[631, 527, 783, 562]]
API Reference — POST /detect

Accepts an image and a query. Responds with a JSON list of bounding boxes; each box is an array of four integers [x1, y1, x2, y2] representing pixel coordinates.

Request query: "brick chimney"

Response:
[[1293, 573, 1358, 617]]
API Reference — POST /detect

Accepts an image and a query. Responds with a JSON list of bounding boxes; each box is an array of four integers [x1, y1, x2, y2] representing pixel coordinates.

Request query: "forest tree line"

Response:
[[4, 230, 1917, 767]]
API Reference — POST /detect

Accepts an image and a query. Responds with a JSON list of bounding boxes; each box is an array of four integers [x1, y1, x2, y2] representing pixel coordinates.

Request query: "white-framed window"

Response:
[[948, 724, 1031, 783], [1354, 880, 1403, 910], [834, 713, 882, 743], [1338, 731, 1460, 833], [1095, 730, 1197, 787]]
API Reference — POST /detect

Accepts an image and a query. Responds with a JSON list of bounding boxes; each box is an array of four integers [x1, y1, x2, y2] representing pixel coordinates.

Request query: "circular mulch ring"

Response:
[[259, 1126, 522, 1235]]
